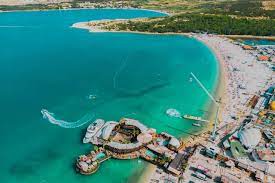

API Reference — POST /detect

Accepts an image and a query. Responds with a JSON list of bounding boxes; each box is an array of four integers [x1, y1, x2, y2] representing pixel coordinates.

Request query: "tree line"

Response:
[[113, 14, 275, 36]]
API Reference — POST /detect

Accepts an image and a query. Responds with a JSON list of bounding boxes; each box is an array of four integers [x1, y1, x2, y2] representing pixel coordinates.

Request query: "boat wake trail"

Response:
[[113, 55, 129, 90], [0, 26, 27, 28], [41, 109, 95, 128]]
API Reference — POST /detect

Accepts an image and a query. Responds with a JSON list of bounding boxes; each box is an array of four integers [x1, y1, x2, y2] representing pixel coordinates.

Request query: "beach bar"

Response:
[[76, 118, 186, 175]]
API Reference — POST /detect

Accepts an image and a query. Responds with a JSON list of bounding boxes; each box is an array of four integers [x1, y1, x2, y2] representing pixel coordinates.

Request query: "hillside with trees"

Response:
[[109, 13, 275, 36], [1, 0, 274, 36]]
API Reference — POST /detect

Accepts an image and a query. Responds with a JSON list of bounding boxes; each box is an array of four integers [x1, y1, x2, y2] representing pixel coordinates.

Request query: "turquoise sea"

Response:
[[0, 9, 219, 183], [243, 39, 275, 46]]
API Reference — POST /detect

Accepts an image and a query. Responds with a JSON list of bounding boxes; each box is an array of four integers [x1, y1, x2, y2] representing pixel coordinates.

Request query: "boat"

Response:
[[88, 94, 97, 100], [83, 119, 105, 143], [192, 123, 201, 127], [183, 114, 209, 123], [41, 109, 57, 123]]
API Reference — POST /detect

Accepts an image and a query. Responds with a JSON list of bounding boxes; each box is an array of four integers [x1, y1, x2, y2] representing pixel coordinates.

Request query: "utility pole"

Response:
[[190, 72, 220, 140]]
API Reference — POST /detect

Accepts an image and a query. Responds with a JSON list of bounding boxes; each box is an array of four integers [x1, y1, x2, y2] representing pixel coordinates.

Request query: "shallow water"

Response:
[[243, 39, 275, 45], [0, 9, 218, 183]]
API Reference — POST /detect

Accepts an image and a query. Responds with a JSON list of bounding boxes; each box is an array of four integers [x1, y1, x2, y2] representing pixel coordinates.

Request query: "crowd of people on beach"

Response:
[[195, 34, 274, 129]]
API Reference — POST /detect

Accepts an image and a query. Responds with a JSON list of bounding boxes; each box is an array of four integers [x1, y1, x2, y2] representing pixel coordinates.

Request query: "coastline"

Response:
[[0, 7, 170, 15], [195, 35, 227, 127], [136, 34, 227, 183], [222, 35, 275, 41], [72, 20, 275, 182], [2, 7, 274, 183], [71, 20, 227, 125], [137, 164, 157, 183], [71, 21, 230, 182], [71, 20, 275, 41]]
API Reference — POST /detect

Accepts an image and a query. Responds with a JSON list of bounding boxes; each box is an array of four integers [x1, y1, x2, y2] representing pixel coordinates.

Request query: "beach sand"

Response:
[[194, 34, 228, 126], [137, 164, 157, 183], [194, 34, 273, 135]]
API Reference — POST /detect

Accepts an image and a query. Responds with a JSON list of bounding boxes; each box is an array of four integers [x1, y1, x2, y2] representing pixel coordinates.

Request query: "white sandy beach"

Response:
[[194, 34, 274, 126]]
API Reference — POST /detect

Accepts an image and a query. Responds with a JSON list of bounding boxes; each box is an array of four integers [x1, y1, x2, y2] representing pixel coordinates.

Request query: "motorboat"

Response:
[[192, 123, 201, 127], [183, 114, 209, 123], [83, 119, 105, 143]]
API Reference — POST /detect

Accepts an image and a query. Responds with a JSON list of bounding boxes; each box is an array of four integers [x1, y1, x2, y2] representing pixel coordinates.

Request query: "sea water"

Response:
[[243, 39, 275, 46], [0, 9, 219, 183]]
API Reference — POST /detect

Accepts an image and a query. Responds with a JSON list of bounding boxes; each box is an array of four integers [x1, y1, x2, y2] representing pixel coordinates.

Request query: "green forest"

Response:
[[112, 14, 275, 36], [1, 0, 274, 36]]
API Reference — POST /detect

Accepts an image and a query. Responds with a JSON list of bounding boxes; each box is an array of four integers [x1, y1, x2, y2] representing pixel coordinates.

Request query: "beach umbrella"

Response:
[[270, 101, 275, 111]]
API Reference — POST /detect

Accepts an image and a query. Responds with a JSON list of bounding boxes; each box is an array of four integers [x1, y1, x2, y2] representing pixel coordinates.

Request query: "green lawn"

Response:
[[230, 140, 247, 158]]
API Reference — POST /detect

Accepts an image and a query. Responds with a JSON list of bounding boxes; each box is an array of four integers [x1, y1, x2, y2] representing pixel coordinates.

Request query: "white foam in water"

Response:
[[166, 108, 181, 118], [123, 112, 137, 117], [41, 109, 94, 128]]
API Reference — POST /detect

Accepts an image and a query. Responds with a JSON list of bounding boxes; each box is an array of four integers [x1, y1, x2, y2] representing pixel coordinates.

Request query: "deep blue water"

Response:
[[0, 9, 219, 183]]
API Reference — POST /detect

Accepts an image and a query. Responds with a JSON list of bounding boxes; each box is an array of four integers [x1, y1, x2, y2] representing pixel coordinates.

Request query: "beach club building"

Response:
[[76, 118, 186, 175]]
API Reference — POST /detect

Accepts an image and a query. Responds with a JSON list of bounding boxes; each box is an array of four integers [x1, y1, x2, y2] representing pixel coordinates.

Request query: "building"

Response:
[[256, 149, 275, 162], [238, 127, 261, 150], [77, 118, 185, 176], [167, 152, 185, 175], [205, 145, 219, 158]]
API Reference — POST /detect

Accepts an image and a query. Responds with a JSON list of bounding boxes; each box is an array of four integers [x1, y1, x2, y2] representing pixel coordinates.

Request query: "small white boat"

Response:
[[183, 114, 209, 123], [192, 123, 201, 127], [88, 94, 97, 100], [83, 119, 105, 143]]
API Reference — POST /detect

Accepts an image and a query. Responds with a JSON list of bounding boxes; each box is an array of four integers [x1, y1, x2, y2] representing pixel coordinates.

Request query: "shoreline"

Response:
[[138, 34, 274, 182], [72, 21, 275, 182], [71, 22, 232, 183], [195, 35, 227, 126], [136, 34, 227, 182], [222, 35, 275, 41], [137, 164, 157, 183], [1, 7, 273, 183], [0, 7, 170, 16], [71, 20, 275, 41], [72, 20, 227, 128]]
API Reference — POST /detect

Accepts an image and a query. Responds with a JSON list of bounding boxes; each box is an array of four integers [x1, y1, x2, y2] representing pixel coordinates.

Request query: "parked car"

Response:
[[192, 171, 206, 181]]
